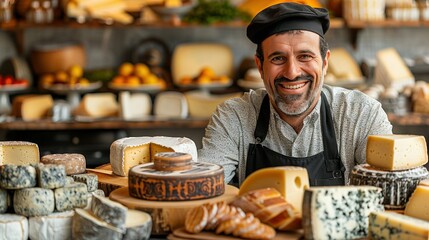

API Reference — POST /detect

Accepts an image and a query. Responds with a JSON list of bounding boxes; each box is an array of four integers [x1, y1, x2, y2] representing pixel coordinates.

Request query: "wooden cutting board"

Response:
[[109, 185, 239, 235], [87, 164, 128, 196]]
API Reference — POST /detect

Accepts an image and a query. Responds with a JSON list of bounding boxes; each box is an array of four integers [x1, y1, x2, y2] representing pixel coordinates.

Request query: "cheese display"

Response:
[[128, 161, 224, 201], [184, 201, 276, 239], [0, 188, 8, 213], [302, 186, 384, 240], [91, 194, 128, 231], [119, 91, 151, 120], [11, 94, 54, 121], [154, 91, 188, 119], [28, 210, 74, 240], [72, 173, 98, 192], [0, 164, 37, 189], [404, 184, 429, 221], [349, 164, 429, 209], [0, 214, 29, 240], [368, 211, 429, 240], [54, 182, 88, 212], [73, 92, 119, 118], [238, 166, 309, 213], [0, 141, 39, 166], [366, 134, 428, 170], [37, 164, 67, 189], [110, 136, 198, 177], [13, 188, 55, 217], [231, 188, 301, 231], [40, 153, 86, 175], [326, 48, 364, 85], [184, 90, 242, 118]]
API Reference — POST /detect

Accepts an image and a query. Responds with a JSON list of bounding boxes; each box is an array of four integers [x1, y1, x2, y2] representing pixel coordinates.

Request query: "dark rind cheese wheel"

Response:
[[129, 162, 224, 201], [153, 152, 192, 171], [349, 164, 429, 209]]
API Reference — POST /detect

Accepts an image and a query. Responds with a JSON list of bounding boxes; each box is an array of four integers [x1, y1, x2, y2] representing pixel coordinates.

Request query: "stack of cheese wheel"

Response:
[[349, 134, 429, 209], [0, 141, 101, 240]]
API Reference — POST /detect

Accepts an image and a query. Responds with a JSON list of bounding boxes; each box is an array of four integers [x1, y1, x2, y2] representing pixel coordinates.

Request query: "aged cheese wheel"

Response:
[[128, 162, 224, 201], [72, 208, 123, 240], [41, 153, 86, 175], [349, 164, 429, 209], [91, 194, 128, 231], [14, 188, 55, 217], [153, 152, 192, 171], [28, 210, 74, 240], [37, 163, 66, 189]]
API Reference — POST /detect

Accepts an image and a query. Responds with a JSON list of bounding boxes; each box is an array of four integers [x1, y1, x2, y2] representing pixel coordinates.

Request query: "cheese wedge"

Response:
[[0, 141, 39, 166], [12, 94, 54, 121], [74, 93, 119, 118], [239, 166, 309, 213], [404, 184, 429, 221], [366, 134, 428, 170]]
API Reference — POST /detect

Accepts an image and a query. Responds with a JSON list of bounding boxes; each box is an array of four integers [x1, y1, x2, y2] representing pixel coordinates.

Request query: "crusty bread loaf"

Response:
[[231, 188, 302, 231], [184, 201, 276, 239]]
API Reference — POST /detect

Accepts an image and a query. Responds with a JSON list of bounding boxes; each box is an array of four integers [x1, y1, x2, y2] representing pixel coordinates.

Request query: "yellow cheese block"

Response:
[[74, 93, 119, 118], [239, 166, 309, 213], [366, 134, 428, 171], [0, 141, 40, 165], [404, 184, 429, 221], [12, 94, 54, 121], [328, 48, 363, 81]]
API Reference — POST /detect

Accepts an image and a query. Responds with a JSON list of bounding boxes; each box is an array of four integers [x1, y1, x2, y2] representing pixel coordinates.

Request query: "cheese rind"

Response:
[[110, 136, 198, 177], [12, 94, 54, 121], [0, 164, 37, 189], [91, 194, 127, 231], [366, 134, 428, 170], [123, 209, 152, 240], [349, 164, 429, 209], [28, 210, 75, 240], [0, 141, 39, 166], [74, 93, 119, 118], [369, 211, 429, 240], [72, 208, 123, 240], [302, 186, 384, 240], [404, 184, 429, 221], [13, 188, 55, 217], [0, 188, 8, 213], [238, 166, 309, 213], [72, 173, 98, 192], [54, 182, 88, 212], [37, 163, 67, 189], [40, 153, 86, 175], [0, 214, 29, 240]]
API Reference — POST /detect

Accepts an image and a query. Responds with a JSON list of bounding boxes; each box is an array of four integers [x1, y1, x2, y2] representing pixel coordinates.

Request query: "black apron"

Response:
[[245, 92, 345, 186]]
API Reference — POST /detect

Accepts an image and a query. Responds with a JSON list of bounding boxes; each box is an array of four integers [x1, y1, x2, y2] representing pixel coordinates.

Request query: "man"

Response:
[[198, 3, 392, 186]]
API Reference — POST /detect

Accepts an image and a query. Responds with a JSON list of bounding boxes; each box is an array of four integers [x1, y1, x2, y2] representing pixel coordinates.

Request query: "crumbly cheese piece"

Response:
[[404, 184, 429, 221], [13, 188, 55, 217], [366, 134, 428, 170], [369, 211, 429, 240], [0, 214, 28, 240], [110, 136, 198, 177], [40, 153, 86, 175], [122, 209, 152, 240], [28, 210, 75, 240], [37, 164, 67, 189], [349, 164, 429, 209], [239, 166, 309, 213], [72, 208, 123, 240], [302, 186, 384, 240], [0, 164, 37, 189], [0, 141, 39, 166], [0, 188, 8, 213], [54, 182, 88, 212], [91, 195, 127, 232], [72, 173, 98, 192]]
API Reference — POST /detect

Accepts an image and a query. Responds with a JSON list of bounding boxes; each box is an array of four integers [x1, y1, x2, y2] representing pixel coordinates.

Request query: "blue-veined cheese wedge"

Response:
[[349, 164, 429, 209]]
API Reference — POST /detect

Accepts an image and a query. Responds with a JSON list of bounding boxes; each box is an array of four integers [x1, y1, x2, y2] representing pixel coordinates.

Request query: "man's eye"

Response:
[[270, 56, 286, 64], [299, 55, 313, 61]]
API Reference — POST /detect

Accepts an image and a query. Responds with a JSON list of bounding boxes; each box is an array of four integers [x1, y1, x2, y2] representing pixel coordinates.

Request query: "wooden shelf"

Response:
[[346, 19, 423, 28], [388, 113, 429, 126]]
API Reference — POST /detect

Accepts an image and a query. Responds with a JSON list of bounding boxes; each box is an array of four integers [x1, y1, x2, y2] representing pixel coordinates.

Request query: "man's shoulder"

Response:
[[222, 88, 267, 109], [322, 85, 379, 107]]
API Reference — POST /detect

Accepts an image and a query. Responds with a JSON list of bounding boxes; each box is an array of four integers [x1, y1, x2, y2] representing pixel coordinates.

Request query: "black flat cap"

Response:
[[247, 3, 330, 44]]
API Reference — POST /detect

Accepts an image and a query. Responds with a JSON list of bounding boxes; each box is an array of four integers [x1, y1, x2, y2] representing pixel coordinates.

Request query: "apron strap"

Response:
[[254, 94, 270, 143]]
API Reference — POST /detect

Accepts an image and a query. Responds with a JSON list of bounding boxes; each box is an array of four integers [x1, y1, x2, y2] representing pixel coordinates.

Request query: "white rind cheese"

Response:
[[366, 134, 428, 170], [40, 153, 86, 175], [37, 164, 67, 189], [110, 136, 198, 177], [54, 182, 88, 212], [369, 211, 429, 240], [91, 194, 127, 231], [123, 209, 152, 240], [0, 188, 8, 213], [302, 186, 384, 240], [28, 210, 75, 240], [0, 214, 29, 240], [72, 173, 98, 192], [0, 141, 39, 166], [72, 208, 123, 240], [349, 164, 429, 209], [13, 188, 55, 217], [0, 164, 37, 189]]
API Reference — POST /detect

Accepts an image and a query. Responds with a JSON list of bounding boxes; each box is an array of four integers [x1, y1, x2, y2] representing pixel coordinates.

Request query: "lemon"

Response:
[[119, 62, 134, 76], [134, 63, 150, 78], [144, 74, 159, 85], [69, 65, 83, 78]]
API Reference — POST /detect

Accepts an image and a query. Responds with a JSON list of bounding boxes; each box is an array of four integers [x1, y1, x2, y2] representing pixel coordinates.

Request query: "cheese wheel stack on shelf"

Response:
[[349, 134, 429, 209]]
